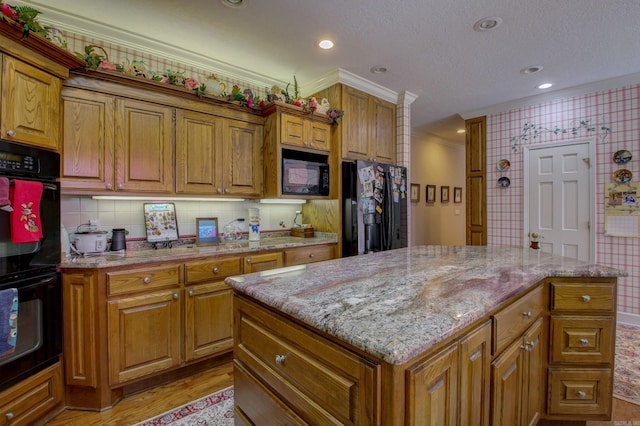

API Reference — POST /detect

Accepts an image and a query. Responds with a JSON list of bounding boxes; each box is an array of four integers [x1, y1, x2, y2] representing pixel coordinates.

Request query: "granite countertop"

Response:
[[59, 233, 337, 269], [225, 245, 624, 365]]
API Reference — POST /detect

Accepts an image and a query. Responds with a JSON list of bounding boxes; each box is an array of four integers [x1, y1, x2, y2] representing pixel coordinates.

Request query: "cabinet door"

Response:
[[244, 252, 283, 272], [522, 318, 545, 426], [491, 335, 524, 426], [61, 88, 115, 191], [459, 321, 491, 426], [308, 120, 331, 152], [371, 97, 396, 164], [406, 343, 459, 426], [223, 120, 262, 196], [1, 55, 61, 150], [108, 289, 181, 384], [184, 281, 233, 362], [280, 113, 306, 148], [341, 86, 370, 160], [115, 98, 173, 193], [175, 109, 223, 194]]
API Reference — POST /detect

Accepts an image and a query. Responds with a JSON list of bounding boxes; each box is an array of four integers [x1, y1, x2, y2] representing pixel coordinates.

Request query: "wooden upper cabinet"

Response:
[[115, 98, 174, 193], [281, 112, 331, 152], [1, 55, 61, 150], [61, 87, 115, 191], [223, 119, 262, 196], [175, 109, 223, 195]]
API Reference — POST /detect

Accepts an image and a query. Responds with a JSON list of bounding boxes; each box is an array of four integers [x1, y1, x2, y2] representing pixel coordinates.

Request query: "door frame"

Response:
[[523, 137, 596, 263]]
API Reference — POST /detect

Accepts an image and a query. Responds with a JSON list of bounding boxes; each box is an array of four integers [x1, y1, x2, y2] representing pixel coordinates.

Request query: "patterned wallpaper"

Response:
[[486, 84, 640, 316]]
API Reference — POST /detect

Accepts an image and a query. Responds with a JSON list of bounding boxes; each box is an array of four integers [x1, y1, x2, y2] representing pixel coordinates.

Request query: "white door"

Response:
[[525, 140, 594, 262]]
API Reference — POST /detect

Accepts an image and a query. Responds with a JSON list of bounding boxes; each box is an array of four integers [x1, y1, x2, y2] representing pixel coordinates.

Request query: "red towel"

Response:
[[10, 180, 43, 243], [0, 177, 9, 208]]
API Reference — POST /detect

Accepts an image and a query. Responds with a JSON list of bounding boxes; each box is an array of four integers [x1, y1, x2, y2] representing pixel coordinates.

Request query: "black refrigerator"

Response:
[[342, 160, 408, 256]]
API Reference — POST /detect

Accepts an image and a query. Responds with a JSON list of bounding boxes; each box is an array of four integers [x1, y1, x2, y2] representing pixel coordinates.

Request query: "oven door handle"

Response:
[[43, 183, 58, 191]]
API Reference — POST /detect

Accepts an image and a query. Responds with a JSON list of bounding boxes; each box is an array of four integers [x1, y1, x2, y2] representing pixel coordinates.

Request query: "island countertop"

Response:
[[225, 245, 623, 365]]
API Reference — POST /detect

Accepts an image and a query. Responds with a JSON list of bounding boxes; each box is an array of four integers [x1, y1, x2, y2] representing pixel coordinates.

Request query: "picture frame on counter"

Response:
[[196, 217, 219, 246], [426, 184, 436, 203], [441, 185, 450, 203], [410, 183, 420, 202], [454, 187, 462, 203]]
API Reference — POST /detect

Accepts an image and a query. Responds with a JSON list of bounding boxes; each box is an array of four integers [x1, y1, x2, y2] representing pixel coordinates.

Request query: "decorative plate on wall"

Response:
[[613, 150, 632, 164], [497, 159, 511, 171], [614, 169, 633, 183], [497, 177, 511, 188]]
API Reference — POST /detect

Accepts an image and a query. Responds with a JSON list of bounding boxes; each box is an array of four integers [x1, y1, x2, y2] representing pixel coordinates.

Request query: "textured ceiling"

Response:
[[19, 0, 640, 144]]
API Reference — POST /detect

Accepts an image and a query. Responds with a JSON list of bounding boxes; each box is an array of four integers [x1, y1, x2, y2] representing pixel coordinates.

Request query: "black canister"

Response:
[[111, 228, 127, 251]]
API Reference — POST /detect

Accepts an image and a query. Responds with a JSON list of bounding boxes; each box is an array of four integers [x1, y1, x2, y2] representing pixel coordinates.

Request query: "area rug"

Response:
[[614, 323, 640, 406], [134, 386, 234, 426]]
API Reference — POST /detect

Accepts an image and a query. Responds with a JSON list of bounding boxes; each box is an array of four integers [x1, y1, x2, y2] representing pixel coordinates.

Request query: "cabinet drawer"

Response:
[[107, 265, 181, 296], [234, 296, 379, 425], [550, 316, 614, 363], [185, 256, 243, 284], [493, 284, 546, 354], [551, 282, 614, 312], [547, 368, 612, 416], [284, 245, 335, 266]]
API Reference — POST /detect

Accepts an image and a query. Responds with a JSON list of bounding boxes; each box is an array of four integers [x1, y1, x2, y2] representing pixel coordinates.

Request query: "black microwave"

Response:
[[282, 150, 330, 196]]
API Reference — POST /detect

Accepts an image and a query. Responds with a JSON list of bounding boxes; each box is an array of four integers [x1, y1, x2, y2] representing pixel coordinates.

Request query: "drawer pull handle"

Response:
[[577, 391, 587, 399], [580, 338, 589, 346], [520, 343, 531, 352], [581, 295, 591, 302], [275, 354, 286, 365], [143, 277, 151, 284], [6, 130, 16, 137], [522, 311, 532, 318], [246, 258, 252, 264], [6, 412, 14, 420], [213, 267, 219, 273], [173, 293, 179, 300]]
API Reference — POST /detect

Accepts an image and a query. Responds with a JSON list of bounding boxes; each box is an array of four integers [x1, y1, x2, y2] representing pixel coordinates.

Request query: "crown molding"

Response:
[[302, 68, 400, 104], [460, 72, 640, 120]]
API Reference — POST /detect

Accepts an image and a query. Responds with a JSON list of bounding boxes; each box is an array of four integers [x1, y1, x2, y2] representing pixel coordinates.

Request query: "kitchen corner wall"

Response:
[[61, 197, 302, 240], [410, 133, 466, 246], [485, 83, 640, 317]]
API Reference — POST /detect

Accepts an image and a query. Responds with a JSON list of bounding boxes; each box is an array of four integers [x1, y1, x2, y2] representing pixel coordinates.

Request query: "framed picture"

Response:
[[196, 217, 219, 246], [410, 183, 420, 202], [426, 184, 436, 203], [441, 186, 450, 203], [454, 187, 463, 203]]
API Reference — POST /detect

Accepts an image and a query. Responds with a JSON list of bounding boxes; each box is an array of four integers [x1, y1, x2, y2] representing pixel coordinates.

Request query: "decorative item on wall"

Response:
[[613, 149, 632, 164], [441, 186, 450, 203], [497, 177, 511, 188], [510, 119, 611, 153], [410, 183, 420, 202], [496, 159, 510, 171], [426, 184, 436, 203], [603, 182, 640, 237], [454, 187, 462, 203], [614, 169, 633, 183], [196, 217, 219, 246]]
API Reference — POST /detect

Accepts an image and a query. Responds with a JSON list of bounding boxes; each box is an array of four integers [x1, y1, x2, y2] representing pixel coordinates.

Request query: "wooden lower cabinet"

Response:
[[283, 244, 335, 266], [243, 251, 283, 272], [0, 362, 64, 426]]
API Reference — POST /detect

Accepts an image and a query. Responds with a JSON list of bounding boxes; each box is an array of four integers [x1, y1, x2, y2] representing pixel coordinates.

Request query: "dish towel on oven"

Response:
[[0, 177, 10, 210], [0, 288, 18, 358], [10, 179, 43, 243]]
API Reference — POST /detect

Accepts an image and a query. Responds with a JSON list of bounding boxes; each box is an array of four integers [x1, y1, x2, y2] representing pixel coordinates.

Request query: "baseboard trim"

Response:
[[617, 311, 640, 326]]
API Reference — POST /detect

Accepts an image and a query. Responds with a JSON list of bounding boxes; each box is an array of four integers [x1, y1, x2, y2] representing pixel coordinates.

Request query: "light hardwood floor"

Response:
[[46, 361, 638, 425]]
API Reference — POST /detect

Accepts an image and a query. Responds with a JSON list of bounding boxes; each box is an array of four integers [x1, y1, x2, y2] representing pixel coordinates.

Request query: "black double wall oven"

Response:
[[0, 140, 61, 391]]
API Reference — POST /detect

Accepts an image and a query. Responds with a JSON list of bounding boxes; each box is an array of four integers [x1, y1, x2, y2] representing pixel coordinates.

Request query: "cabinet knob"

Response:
[[6, 412, 14, 420], [225, 188, 230, 193], [217, 188, 223, 193], [173, 293, 179, 300], [105, 183, 113, 189], [520, 343, 531, 352], [275, 354, 286, 365], [143, 276, 151, 284], [581, 295, 591, 302], [213, 267, 219, 273], [579, 338, 589, 346], [522, 311, 532, 318], [577, 391, 587, 399], [246, 258, 252, 264], [6, 130, 15, 137], [117, 183, 124, 190], [309, 254, 314, 258], [188, 289, 194, 297]]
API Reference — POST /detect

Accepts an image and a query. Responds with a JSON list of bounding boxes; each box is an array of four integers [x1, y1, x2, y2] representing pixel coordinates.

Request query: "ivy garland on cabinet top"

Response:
[[510, 119, 611, 153], [0, 3, 345, 123]]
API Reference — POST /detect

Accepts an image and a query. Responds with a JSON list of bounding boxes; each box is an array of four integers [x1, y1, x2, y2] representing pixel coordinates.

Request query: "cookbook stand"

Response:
[[143, 203, 179, 249]]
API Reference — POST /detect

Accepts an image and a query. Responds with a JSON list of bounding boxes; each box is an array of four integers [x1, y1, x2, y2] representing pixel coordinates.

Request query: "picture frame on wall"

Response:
[[426, 184, 436, 203], [410, 183, 420, 202], [441, 186, 450, 203], [196, 217, 219, 246], [454, 187, 462, 203]]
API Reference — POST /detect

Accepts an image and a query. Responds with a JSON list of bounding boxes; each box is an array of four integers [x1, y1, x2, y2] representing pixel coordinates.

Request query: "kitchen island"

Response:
[[226, 245, 623, 425]]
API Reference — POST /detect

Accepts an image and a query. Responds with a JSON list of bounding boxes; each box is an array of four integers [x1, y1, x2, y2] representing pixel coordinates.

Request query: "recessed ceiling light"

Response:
[[537, 83, 553, 89], [370, 66, 387, 74], [473, 16, 503, 32], [220, 0, 245, 8], [521, 65, 544, 74], [317, 39, 334, 49]]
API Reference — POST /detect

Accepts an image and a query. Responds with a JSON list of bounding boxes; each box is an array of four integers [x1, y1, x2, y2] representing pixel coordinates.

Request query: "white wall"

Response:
[[410, 133, 466, 246]]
